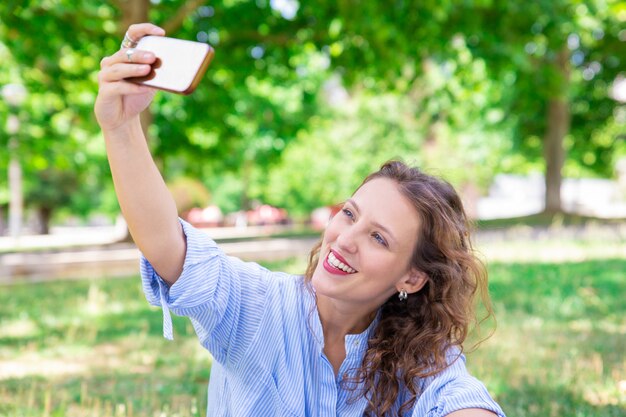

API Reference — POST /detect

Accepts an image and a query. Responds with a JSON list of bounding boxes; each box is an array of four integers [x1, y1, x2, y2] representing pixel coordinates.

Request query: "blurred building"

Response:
[[477, 173, 626, 219]]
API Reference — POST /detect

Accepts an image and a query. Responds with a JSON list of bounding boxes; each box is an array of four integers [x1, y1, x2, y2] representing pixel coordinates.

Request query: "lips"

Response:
[[323, 249, 357, 275]]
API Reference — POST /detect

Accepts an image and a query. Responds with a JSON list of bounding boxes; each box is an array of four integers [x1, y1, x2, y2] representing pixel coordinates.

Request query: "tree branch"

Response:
[[162, 0, 207, 34], [109, 0, 122, 12]]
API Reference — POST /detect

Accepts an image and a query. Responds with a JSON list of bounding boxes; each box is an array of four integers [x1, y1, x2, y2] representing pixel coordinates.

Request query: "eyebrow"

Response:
[[346, 198, 398, 244]]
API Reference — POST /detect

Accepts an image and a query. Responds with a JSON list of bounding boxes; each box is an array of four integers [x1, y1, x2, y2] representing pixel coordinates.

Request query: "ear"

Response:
[[397, 269, 428, 295]]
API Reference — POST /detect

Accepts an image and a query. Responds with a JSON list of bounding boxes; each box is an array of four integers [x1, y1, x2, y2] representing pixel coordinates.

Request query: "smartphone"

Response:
[[127, 36, 214, 95]]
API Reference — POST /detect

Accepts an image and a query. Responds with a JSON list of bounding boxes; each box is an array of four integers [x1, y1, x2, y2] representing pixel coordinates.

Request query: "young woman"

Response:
[[95, 23, 506, 417]]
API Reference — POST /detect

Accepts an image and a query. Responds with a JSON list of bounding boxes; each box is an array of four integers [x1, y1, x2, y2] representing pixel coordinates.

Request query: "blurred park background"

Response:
[[1, 0, 625, 416]]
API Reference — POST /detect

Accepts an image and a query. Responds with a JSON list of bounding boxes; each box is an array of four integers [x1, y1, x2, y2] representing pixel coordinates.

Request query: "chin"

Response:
[[310, 269, 344, 300], [310, 265, 324, 290], [310, 265, 332, 295]]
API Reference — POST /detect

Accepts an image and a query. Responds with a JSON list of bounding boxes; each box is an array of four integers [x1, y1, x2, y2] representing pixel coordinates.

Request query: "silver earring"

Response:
[[398, 289, 408, 301]]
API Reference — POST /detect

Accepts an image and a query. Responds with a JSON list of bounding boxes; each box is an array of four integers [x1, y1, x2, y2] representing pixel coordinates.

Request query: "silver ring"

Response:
[[125, 48, 135, 63], [120, 32, 138, 50]]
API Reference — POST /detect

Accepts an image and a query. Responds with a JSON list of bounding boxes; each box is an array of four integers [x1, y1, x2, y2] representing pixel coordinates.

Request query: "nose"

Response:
[[336, 224, 358, 254]]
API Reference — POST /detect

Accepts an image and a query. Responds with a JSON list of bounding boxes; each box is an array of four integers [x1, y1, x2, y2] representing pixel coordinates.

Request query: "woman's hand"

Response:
[[94, 23, 166, 132]]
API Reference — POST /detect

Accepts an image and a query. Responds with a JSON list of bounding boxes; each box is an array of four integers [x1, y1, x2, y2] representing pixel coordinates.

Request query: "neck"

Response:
[[316, 293, 377, 343]]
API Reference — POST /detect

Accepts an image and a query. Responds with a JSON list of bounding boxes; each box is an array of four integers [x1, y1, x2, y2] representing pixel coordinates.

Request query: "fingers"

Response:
[[99, 49, 157, 85], [101, 79, 155, 97], [100, 23, 164, 69], [126, 23, 165, 44], [99, 62, 153, 83], [100, 49, 156, 69], [96, 23, 164, 99]]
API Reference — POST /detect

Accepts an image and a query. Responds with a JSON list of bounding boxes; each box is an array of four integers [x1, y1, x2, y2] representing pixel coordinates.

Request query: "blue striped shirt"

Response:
[[141, 220, 506, 417]]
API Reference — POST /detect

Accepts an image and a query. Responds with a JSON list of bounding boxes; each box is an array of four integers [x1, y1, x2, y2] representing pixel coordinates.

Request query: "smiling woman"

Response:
[[94, 22, 505, 417], [305, 162, 500, 416]]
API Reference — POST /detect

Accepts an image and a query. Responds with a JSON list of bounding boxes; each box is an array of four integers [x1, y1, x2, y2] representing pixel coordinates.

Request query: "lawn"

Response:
[[0, 255, 624, 416]]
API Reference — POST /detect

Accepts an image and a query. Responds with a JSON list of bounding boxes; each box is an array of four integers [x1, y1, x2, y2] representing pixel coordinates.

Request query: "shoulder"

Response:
[[445, 409, 499, 417], [410, 349, 506, 417], [180, 218, 300, 285]]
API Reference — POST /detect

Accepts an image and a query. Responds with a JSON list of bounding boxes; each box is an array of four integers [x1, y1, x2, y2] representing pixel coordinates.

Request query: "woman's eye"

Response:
[[372, 232, 388, 247], [342, 208, 355, 220]]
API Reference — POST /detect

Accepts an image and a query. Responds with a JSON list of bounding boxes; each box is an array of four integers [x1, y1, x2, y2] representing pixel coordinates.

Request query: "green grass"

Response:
[[0, 258, 625, 416], [468, 259, 626, 417], [475, 212, 626, 230], [0, 277, 210, 417]]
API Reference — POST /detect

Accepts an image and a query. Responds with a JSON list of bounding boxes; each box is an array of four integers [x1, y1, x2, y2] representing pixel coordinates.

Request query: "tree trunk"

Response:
[[241, 157, 253, 211], [8, 151, 23, 238], [543, 98, 569, 214], [116, 0, 201, 170], [0, 205, 6, 235], [113, 0, 196, 242], [542, 47, 571, 214], [118, 0, 150, 28], [117, 0, 151, 140], [37, 206, 52, 235]]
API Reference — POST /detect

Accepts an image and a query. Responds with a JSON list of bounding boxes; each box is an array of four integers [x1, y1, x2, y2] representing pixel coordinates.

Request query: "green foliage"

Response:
[[25, 169, 79, 232], [0, 1, 117, 226], [260, 91, 426, 215], [167, 176, 211, 214], [457, 0, 625, 176], [0, 0, 623, 224]]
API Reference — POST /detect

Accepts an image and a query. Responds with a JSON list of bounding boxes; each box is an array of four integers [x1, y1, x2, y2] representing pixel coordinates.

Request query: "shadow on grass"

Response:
[[479, 258, 626, 416], [0, 278, 196, 351], [0, 276, 210, 416], [488, 258, 626, 319]]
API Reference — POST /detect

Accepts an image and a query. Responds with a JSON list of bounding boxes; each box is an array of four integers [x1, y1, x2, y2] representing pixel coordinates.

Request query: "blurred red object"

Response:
[[310, 204, 342, 230], [246, 204, 289, 226], [186, 205, 223, 227]]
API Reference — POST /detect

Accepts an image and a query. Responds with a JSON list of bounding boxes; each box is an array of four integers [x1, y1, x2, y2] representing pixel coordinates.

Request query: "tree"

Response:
[[0, 1, 118, 233], [1, 0, 622, 230], [454, 0, 625, 213], [1, 0, 329, 231], [278, 0, 625, 214]]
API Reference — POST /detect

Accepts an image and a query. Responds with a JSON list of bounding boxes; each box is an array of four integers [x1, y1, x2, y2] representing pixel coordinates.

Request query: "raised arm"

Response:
[[94, 23, 185, 285]]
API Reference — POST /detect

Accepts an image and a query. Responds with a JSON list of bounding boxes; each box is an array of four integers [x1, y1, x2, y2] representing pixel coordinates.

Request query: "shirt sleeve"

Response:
[[411, 351, 506, 417], [140, 218, 270, 365]]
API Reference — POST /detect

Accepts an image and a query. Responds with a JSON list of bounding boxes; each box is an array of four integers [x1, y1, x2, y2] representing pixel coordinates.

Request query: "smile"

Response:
[[324, 250, 357, 274]]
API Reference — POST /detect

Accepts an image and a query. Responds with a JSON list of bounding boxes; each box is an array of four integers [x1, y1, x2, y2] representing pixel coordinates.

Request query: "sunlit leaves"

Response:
[[0, 0, 622, 226]]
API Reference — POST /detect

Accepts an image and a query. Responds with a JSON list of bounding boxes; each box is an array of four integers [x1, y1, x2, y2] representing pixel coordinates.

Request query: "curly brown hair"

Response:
[[303, 160, 494, 416]]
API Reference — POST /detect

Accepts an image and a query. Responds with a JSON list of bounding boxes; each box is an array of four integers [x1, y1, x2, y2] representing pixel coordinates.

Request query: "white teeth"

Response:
[[328, 252, 356, 273]]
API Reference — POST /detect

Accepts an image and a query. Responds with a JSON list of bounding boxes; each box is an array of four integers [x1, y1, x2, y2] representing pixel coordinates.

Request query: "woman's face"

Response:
[[312, 177, 422, 311]]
